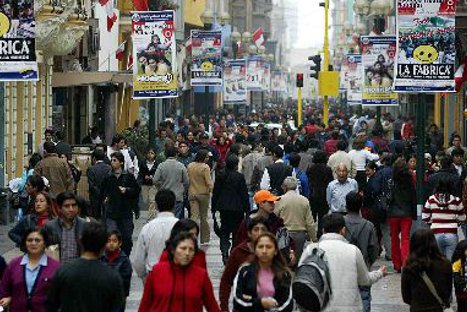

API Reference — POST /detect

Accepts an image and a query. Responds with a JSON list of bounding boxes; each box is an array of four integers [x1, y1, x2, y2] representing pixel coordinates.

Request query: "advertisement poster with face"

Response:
[[341, 54, 363, 106], [131, 11, 177, 99], [0, 0, 37, 81], [247, 55, 264, 91], [361, 36, 398, 106], [190, 30, 222, 86], [262, 62, 271, 92], [223, 59, 247, 104], [394, 0, 456, 92]]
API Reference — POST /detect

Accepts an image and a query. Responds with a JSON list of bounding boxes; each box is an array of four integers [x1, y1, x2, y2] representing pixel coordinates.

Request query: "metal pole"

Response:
[[149, 99, 156, 149], [322, 0, 330, 127], [205, 86, 209, 129], [297, 87, 303, 126], [415, 94, 426, 220], [0, 82, 4, 188]]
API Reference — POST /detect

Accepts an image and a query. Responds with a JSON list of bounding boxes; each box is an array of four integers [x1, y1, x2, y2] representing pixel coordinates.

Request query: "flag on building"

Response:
[[252, 27, 264, 47], [99, 0, 117, 31], [116, 41, 126, 60], [185, 37, 192, 53], [132, 0, 148, 11]]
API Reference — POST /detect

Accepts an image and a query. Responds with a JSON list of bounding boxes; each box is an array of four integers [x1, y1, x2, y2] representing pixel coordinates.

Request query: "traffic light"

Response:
[[296, 73, 304, 88], [309, 55, 321, 79]]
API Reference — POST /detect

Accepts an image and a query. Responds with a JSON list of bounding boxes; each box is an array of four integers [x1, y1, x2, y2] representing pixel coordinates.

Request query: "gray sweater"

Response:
[[344, 213, 379, 268], [153, 157, 189, 201]]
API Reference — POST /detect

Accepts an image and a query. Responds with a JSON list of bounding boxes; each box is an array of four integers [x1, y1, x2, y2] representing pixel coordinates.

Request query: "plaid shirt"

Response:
[[60, 218, 79, 263]]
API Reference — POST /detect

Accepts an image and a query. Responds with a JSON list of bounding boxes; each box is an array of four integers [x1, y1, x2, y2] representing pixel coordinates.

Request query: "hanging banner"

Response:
[[0, 0, 38, 81], [131, 11, 177, 99], [190, 30, 222, 86], [223, 59, 247, 105], [394, 0, 456, 92], [361, 36, 398, 106], [271, 71, 287, 92], [262, 63, 271, 92], [341, 54, 363, 106], [247, 55, 263, 90]]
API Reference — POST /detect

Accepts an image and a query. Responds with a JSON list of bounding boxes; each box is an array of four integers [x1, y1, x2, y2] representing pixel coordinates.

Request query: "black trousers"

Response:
[[219, 210, 244, 256]]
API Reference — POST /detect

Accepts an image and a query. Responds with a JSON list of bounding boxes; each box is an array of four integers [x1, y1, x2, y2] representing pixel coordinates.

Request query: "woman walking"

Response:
[[187, 150, 214, 245], [138, 232, 220, 312], [0, 228, 60, 312], [422, 177, 466, 260], [348, 138, 379, 191], [233, 232, 293, 312], [401, 228, 452, 312], [388, 160, 416, 272], [212, 155, 249, 264]]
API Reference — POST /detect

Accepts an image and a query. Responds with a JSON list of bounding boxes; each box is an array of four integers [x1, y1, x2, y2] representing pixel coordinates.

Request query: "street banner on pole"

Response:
[[361, 36, 398, 106], [0, 0, 38, 81], [271, 71, 287, 92], [262, 63, 271, 92], [131, 10, 177, 99], [190, 30, 222, 86], [223, 59, 247, 104], [247, 55, 263, 91], [394, 0, 456, 92], [340, 54, 363, 106]]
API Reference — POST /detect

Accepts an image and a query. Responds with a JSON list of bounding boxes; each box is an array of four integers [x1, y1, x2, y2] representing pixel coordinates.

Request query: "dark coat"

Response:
[[43, 217, 87, 257], [138, 160, 158, 186], [87, 161, 112, 216], [307, 163, 333, 216], [8, 214, 53, 248], [401, 258, 452, 312], [388, 183, 417, 219], [233, 263, 293, 312], [212, 170, 249, 213], [100, 250, 133, 297], [101, 171, 140, 220]]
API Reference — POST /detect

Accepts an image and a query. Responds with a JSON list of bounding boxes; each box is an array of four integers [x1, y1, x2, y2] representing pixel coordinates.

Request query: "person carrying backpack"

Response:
[[344, 192, 379, 312], [297, 213, 387, 312]]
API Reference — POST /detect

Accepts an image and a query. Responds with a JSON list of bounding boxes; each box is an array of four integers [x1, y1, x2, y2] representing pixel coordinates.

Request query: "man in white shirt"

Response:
[[107, 134, 135, 175], [131, 189, 178, 282]]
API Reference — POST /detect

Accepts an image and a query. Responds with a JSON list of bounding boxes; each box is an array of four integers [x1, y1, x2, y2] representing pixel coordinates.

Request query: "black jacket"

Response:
[[388, 182, 417, 219], [267, 162, 292, 195], [100, 250, 133, 297], [87, 161, 112, 205], [8, 214, 53, 248], [233, 263, 293, 312], [138, 160, 158, 186], [307, 163, 333, 215], [101, 171, 140, 220], [212, 170, 249, 213], [43, 217, 87, 256]]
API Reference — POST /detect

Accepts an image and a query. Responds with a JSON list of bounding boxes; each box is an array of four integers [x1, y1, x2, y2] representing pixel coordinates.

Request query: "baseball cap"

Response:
[[254, 190, 280, 204]]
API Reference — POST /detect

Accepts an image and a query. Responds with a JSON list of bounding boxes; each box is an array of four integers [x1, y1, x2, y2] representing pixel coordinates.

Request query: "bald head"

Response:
[[336, 163, 349, 182]]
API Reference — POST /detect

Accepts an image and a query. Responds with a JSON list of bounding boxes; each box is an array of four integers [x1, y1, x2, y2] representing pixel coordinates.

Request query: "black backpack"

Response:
[[293, 246, 332, 311]]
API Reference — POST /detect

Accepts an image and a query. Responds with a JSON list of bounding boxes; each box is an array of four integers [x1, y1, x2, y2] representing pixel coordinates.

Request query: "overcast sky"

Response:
[[296, 0, 325, 49]]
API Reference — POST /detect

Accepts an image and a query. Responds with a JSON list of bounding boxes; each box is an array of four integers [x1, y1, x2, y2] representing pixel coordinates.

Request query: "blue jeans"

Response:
[[435, 233, 458, 261], [175, 201, 184, 219], [359, 285, 371, 312]]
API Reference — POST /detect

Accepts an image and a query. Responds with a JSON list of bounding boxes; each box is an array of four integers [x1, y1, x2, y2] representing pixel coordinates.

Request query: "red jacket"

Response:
[[219, 241, 255, 311], [158, 249, 207, 271], [324, 139, 338, 156], [139, 261, 220, 312]]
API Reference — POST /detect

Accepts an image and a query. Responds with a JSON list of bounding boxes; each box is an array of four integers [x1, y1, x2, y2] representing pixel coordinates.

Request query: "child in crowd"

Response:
[[101, 230, 133, 312], [453, 240, 467, 312]]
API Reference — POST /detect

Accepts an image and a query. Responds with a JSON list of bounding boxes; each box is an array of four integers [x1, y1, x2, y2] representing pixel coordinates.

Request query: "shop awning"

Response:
[[52, 71, 133, 87]]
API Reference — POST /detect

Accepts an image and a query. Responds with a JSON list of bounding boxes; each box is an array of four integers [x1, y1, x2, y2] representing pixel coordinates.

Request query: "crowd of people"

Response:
[[1, 105, 467, 311]]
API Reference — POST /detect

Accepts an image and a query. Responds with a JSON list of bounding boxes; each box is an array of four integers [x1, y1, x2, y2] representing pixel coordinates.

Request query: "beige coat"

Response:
[[187, 162, 213, 195]]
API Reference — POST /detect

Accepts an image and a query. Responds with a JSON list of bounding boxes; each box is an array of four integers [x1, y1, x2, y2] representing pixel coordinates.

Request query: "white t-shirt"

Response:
[[348, 149, 379, 171]]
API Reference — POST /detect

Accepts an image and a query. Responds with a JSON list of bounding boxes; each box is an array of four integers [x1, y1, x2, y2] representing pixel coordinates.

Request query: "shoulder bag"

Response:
[[420, 271, 453, 312]]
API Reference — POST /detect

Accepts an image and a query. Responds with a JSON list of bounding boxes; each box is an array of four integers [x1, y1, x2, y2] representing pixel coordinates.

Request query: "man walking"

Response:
[[344, 192, 380, 312], [132, 189, 178, 282], [47, 222, 124, 311], [44, 192, 87, 263], [260, 146, 292, 195], [327, 163, 358, 214], [153, 146, 189, 219], [87, 149, 111, 219], [327, 140, 356, 179], [274, 177, 316, 261]]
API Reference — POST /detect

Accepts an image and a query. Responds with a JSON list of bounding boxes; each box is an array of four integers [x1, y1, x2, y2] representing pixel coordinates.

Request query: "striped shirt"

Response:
[[422, 194, 466, 234]]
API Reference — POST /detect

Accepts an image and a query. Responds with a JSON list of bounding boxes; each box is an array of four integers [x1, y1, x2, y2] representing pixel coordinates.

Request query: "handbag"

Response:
[[420, 271, 454, 312]]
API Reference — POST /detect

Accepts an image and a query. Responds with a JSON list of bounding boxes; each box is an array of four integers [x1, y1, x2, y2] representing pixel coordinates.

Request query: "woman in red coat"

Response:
[[138, 232, 220, 312]]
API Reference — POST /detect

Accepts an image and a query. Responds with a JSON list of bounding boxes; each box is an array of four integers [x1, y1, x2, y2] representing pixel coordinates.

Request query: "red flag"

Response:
[[252, 27, 264, 47], [101, 0, 117, 31], [127, 54, 133, 70], [116, 41, 126, 60], [132, 0, 148, 11], [185, 37, 192, 53]]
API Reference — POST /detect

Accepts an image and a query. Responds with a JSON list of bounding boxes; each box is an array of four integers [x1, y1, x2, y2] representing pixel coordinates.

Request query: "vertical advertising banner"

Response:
[[341, 54, 363, 106], [394, 0, 456, 92], [190, 30, 222, 86], [131, 11, 177, 99], [0, 0, 38, 81], [223, 59, 247, 104], [247, 55, 263, 90], [262, 63, 271, 92], [271, 71, 287, 92], [361, 36, 398, 106]]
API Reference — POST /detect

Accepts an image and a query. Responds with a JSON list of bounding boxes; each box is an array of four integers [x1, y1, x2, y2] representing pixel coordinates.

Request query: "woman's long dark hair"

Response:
[[405, 229, 445, 273], [392, 159, 413, 188], [452, 240, 467, 265], [253, 233, 291, 285], [165, 231, 198, 263]]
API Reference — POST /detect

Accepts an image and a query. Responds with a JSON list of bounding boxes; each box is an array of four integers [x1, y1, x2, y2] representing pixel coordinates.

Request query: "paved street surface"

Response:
[[0, 212, 411, 311]]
